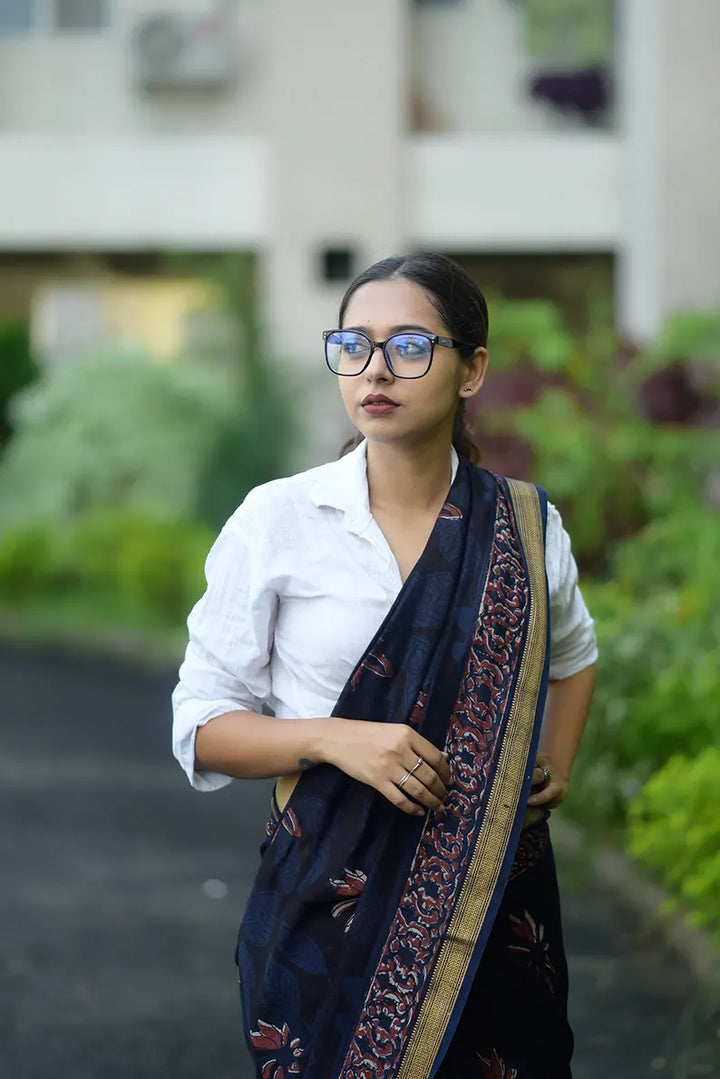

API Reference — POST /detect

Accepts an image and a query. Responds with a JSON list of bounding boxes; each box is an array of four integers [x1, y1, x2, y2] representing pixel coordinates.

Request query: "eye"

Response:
[[343, 338, 366, 356], [391, 334, 431, 359]]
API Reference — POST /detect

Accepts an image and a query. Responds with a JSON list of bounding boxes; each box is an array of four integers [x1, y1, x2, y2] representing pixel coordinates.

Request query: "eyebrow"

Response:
[[344, 324, 436, 336]]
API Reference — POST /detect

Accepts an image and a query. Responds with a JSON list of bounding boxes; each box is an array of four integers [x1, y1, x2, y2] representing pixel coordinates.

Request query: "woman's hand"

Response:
[[316, 718, 452, 817], [526, 752, 569, 809]]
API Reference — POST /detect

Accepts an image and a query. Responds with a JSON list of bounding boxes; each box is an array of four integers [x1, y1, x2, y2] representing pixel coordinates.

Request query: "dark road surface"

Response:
[[1, 642, 718, 1079]]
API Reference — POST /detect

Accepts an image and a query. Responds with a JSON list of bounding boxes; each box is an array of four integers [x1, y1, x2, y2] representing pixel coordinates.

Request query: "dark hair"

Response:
[[337, 253, 488, 463]]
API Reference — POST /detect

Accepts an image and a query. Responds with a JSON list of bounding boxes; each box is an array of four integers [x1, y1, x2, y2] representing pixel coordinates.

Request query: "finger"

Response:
[[398, 772, 445, 812], [527, 782, 560, 807], [530, 765, 549, 790], [408, 760, 447, 802], [384, 782, 426, 817], [414, 738, 452, 785]]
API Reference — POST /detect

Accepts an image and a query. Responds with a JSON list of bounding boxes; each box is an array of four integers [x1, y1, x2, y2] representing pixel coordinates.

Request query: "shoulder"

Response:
[[222, 455, 351, 536]]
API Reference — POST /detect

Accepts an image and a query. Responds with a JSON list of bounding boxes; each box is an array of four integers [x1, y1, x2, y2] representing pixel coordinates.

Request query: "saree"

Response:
[[236, 461, 572, 1079]]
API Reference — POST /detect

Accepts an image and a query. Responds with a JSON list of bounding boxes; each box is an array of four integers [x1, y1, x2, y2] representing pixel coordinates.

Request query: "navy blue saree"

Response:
[[236, 461, 573, 1078]]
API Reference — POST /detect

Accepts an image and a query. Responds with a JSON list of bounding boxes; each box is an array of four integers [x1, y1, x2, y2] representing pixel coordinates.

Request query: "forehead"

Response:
[[342, 278, 443, 331]]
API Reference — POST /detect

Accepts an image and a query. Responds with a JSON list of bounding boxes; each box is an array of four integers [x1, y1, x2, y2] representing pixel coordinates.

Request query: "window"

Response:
[[0, 0, 110, 36], [0, 0, 33, 34], [320, 248, 356, 284], [52, 0, 108, 32]]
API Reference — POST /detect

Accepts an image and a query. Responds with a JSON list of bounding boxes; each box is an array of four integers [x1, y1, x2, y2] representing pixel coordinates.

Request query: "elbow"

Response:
[[193, 717, 218, 773]]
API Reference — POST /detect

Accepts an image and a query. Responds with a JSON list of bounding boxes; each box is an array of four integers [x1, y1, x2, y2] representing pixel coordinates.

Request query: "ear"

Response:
[[457, 347, 489, 400]]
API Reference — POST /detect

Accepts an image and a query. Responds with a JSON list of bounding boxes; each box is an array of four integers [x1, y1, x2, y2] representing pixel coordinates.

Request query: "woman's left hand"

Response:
[[527, 753, 569, 809]]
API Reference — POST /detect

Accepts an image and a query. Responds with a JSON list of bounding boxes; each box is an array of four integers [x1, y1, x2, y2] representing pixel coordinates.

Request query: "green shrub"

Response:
[[478, 297, 719, 570], [0, 319, 38, 450], [627, 748, 720, 940], [0, 343, 295, 535], [113, 514, 211, 622], [0, 524, 60, 601], [0, 510, 213, 626], [566, 503, 720, 826]]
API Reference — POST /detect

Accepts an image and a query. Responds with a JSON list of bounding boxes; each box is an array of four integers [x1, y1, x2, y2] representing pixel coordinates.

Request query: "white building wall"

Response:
[[0, 134, 267, 248], [0, 0, 266, 133], [261, 0, 408, 362], [656, 0, 720, 318], [411, 0, 563, 134], [409, 133, 621, 250], [0, 0, 718, 353]]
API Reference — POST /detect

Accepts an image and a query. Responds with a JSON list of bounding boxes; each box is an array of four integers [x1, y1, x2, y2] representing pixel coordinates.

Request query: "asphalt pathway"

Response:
[[1, 642, 718, 1079]]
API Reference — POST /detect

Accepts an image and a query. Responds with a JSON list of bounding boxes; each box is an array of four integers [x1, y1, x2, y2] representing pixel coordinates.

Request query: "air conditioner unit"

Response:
[[131, 10, 236, 90]]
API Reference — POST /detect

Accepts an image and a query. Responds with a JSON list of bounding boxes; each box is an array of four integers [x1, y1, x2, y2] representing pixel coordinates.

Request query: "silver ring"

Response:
[[398, 770, 412, 790], [409, 755, 424, 777], [541, 766, 552, 783]]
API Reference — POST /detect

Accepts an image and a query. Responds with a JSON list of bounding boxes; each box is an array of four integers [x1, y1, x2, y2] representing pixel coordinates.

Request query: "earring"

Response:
[[464, 386, 473, 393]]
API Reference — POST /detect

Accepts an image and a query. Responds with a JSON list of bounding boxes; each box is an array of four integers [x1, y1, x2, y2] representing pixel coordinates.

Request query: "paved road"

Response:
[[1, 642, 718, 1079]]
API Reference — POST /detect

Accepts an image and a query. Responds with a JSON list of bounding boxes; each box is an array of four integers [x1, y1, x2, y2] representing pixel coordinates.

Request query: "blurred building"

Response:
[[0, 0, 719, 373]]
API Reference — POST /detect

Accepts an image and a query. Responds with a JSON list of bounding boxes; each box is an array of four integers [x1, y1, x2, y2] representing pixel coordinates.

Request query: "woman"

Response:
[[172, 253, 597, 1079]]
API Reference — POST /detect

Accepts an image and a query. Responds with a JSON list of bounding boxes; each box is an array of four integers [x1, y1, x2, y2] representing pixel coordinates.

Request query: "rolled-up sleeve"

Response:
[[172, 498, 276, 791], [546, 503, 598, 680]]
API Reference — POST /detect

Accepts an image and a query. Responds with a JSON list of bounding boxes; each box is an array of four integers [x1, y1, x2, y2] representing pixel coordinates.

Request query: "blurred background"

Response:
[[0, 1, 719, 1075]]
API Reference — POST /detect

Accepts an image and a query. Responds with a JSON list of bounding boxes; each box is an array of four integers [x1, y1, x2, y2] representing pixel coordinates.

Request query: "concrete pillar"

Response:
[[261, 0, 408, 364], [617, 0, 662, 341], [260, 0, 408, 464], [619, 0, 720, 342], [655, 0, 720, 320]]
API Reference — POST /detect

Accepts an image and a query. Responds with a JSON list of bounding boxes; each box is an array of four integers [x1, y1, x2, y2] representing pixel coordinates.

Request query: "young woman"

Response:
[[172, 253, 597, 1079]]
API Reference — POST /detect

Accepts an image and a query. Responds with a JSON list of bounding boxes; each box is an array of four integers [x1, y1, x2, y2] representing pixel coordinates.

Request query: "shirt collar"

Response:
[[310, 439, 460, 535]]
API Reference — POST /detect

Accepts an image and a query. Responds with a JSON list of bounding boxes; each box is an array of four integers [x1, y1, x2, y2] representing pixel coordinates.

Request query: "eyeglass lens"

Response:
[[325, 331, 433, 377]]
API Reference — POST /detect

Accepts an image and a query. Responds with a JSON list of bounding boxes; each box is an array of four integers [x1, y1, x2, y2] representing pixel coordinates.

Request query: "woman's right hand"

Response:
[[315, 718, 452, 816]]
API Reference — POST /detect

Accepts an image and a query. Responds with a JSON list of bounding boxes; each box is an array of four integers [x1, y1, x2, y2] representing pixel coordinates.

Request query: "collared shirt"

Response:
[[172, 442, 598, 791]]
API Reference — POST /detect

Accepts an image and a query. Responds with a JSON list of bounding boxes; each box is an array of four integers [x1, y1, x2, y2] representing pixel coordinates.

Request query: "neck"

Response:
[[365, 436, 454, 515]]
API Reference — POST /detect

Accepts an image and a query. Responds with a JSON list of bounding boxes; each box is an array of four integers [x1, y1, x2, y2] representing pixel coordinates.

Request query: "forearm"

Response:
[[539, 664, 596, 779], [194, 710, 344, 780]]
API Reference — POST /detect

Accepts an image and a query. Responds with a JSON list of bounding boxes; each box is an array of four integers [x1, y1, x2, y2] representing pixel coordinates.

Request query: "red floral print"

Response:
[[282, 809, 301, 838], [475, 1048, 518, 1078], [249, 1019, 303, 1078], [508, 908, 556, 992], [330, 867, 367, 931]]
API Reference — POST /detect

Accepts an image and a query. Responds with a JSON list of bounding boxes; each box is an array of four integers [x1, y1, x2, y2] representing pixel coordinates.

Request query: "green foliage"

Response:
[[0, 346, 229, 529], [523, 0, 614, 66], [0, 524, 58, 601], [0, 344, 294, 534], [565, 485, 720, 810], [0, 319, 39, 449], [487, 298, 573, 372], [486, 294, 720, 944], [650, 308, 720, 366], [627, 749, 720, 940], [481, 296, 719, 569], [0, 510, 213, 625], [0, 253, 296, 537]]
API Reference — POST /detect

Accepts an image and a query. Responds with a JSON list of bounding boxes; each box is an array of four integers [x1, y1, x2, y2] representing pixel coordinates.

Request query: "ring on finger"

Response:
[[398, 756, 425, 790], [541, 765, 552, 783]]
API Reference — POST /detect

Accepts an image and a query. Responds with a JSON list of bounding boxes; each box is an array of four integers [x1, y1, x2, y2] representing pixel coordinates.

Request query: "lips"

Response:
[[361, 394, 398, 407]]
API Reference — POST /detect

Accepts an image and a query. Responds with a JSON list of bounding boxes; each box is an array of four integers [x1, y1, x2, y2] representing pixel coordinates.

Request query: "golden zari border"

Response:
[[396, 480, 547, 1079]]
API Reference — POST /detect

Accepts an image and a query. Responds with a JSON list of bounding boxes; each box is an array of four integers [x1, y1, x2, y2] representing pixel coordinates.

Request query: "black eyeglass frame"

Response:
[[322, 329, 476, 379]]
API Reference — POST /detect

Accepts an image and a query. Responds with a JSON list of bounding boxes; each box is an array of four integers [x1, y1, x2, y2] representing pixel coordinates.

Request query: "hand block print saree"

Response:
[[236, 461, 572, 1079]]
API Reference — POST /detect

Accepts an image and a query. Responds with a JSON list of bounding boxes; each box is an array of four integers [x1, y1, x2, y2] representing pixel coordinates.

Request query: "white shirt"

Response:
[[172, 442, 598, 791]]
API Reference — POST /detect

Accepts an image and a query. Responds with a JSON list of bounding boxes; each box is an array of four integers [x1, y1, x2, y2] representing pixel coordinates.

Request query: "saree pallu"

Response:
[[236, 462, 573, 1079]]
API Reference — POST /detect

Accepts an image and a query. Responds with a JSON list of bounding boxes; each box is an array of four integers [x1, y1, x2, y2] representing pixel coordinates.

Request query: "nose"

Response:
[[365, 343, 393, 381]]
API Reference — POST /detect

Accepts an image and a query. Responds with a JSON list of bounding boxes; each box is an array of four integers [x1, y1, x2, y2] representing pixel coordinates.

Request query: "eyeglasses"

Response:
[[323, 329, 472, 379]]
